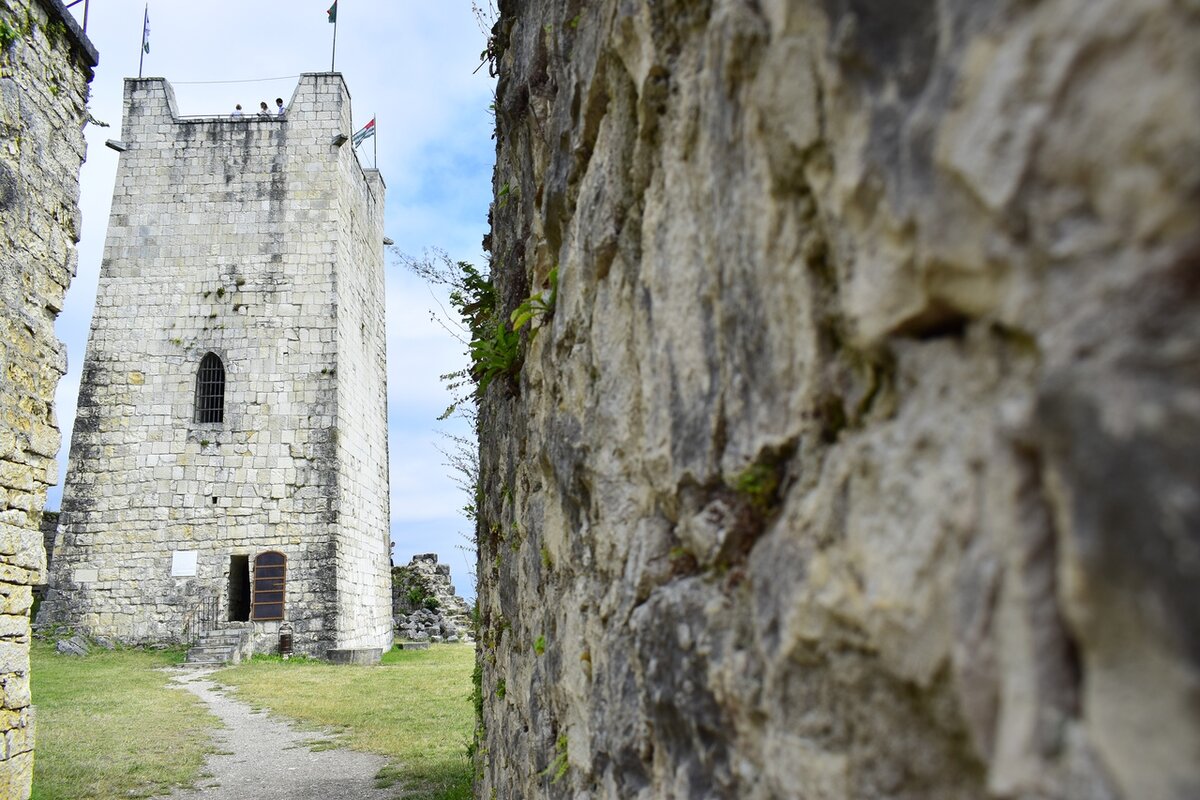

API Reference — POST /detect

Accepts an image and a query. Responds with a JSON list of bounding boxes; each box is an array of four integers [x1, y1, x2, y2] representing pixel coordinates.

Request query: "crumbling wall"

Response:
[[0, 0, 95, 796], [477, 1, 1200, 799], [392, 554, 472, 642]]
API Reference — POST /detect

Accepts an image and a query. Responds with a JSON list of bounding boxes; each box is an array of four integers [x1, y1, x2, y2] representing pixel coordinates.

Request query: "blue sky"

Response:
[[50, 1, 494, 600]]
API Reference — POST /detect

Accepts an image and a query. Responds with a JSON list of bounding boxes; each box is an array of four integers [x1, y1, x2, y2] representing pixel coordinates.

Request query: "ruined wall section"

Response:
[[479, 1, 1200, 799], [0, 1, 95, 795], [37, 74, 389, 658]]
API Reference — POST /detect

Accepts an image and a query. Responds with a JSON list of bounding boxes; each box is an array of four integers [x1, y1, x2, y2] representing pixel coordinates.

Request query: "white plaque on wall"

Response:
[[171, 550, 198, 577]]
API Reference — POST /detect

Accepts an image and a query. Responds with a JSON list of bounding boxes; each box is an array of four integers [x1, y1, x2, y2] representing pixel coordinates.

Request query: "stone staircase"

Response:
[[185, 624, 253, 667]]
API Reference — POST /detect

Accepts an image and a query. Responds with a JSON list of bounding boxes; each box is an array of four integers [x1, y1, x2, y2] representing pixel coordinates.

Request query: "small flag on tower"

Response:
[[352, 117, 376, 148], [327, 0, 339, 71], [138, 4, 150, 79]]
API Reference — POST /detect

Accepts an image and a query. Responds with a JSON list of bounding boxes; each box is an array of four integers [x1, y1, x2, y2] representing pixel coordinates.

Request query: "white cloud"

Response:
[[50, 1, 493, 586]]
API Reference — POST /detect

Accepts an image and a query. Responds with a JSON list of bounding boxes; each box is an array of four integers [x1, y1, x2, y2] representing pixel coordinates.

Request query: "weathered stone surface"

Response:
[[53, 634, 87, 657], [392, 553, 472, 642], [477, 1, 1200, 799], [37, 74, 392, 660], [0, 1, 95, 796]]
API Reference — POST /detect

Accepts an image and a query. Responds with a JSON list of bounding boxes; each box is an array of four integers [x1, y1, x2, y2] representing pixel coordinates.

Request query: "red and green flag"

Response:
[[352, 117, 376, 148], [327, 1, 337, 23]]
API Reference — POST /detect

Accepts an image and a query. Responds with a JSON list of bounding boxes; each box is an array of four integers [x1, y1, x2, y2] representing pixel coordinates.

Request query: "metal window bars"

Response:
[[194, 353, 226, 424]]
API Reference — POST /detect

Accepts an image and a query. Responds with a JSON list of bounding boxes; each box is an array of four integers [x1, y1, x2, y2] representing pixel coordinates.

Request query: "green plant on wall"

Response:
[[731, 462, 780, 515], [510, 267, 557, 340], [405, 585, 440, 612], [398, 251, 564, 412], [45, 18, 66, 50], [539, 734, 569, 783], [0, 18, 20, 51], [469, 321, 520, 394]]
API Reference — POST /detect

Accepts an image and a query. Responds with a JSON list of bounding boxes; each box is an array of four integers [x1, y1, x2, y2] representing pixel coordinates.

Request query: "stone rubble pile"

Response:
[[392, 554, 473, 643]]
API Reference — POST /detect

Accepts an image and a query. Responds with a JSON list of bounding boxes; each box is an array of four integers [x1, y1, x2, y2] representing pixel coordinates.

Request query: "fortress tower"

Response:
[[38, 74, 392, 662]]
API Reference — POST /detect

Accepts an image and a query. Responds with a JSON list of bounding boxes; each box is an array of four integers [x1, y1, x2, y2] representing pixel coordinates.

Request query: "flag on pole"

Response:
[[327, 1, 337, 23], [352, 117, 376, 148], [138, 4, 150, 78]]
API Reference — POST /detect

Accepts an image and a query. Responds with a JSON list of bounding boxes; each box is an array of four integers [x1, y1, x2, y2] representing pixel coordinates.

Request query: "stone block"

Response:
[[0, 750, 33, 800], [326, 648, 382, 665]]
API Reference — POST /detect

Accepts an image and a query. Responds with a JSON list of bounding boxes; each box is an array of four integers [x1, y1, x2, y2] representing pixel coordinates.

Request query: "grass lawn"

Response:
[[30, 641, 220, 800], [215, 644, 476, 800]]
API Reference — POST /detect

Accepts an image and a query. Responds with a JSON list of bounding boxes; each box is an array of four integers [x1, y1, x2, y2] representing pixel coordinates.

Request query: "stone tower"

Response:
[[39, 73, 392, 662]]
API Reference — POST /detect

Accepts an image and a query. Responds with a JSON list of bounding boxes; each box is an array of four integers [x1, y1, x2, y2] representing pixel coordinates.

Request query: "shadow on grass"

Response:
[[375, 756, 473, 800]]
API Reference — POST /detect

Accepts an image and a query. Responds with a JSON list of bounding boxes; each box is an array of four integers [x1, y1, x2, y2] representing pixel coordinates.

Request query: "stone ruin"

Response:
[[392, 554, 472, 643], [0, 1, 96, 796]]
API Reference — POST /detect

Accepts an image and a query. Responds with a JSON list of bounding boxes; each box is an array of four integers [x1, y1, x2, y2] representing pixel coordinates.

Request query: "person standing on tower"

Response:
[[276, 97, 285, 116], [231, 104, 244, 119]]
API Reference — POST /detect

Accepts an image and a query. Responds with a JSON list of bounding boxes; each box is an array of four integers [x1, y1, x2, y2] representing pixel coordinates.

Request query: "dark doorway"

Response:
[[229, 555, 250, 622]]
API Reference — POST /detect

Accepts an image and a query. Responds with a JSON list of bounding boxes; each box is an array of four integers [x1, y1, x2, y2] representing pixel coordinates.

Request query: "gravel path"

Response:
[[152, 668, 402, 800]]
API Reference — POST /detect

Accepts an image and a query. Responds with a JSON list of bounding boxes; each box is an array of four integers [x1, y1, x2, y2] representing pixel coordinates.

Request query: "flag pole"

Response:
[[373, 112, 377, 168], [330, 4, 338, 72], [138, 4, 147, 79]]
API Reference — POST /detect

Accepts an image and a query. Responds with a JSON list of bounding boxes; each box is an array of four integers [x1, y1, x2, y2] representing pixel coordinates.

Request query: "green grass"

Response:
[[30, 641, 220, 800], [216, 644, 475, 800]]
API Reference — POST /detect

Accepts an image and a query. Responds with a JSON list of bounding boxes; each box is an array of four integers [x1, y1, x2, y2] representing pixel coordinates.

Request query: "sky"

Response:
[[49, 1, 495, 600]]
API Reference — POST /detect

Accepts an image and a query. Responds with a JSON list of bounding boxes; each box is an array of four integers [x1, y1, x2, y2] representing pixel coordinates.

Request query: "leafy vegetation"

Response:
[[394, 564, 443, 612], [510, 266, 557, 339], [540, 734, 569, 783], [0, 18, 21, 51], [30, 642, 219, 800], [731, 462, 781, 515], [408, 584, 442, 611], [394, 248, 558, 415]]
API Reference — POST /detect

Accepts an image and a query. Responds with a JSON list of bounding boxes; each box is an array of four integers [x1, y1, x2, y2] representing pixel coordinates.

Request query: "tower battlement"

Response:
[[121, 73, 368, 133], [39, 72, 392, 660]]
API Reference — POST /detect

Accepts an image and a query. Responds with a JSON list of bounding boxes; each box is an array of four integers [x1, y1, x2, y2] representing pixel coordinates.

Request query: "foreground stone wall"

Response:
[[477, 2, 1200, 799], [0, 1, 95, 795]]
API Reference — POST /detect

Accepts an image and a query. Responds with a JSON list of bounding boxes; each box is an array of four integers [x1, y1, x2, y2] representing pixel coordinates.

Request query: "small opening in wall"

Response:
[[211, 496, 218, 505]]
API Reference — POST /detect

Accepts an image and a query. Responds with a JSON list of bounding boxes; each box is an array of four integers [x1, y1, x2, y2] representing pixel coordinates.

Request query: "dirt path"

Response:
[[153, 668, 401, 800]]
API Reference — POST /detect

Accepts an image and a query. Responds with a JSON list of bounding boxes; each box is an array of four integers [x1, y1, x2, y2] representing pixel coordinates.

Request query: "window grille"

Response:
[[252, 551, 286, 621], [194, 352, 225, 423]]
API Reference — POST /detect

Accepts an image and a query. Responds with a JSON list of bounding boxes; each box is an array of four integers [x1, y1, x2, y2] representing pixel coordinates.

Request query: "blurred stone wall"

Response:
[[0, 0, 95, 796], [477, 1, 1200, 798]]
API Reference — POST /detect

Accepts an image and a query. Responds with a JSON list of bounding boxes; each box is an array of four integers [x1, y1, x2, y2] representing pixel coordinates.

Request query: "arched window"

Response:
[[194, 352, 225, 423], [252, 551, 286, 621]]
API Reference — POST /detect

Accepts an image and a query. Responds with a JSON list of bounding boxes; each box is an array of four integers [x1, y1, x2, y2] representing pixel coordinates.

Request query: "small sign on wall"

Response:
[[171, 550, 198, 577]]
